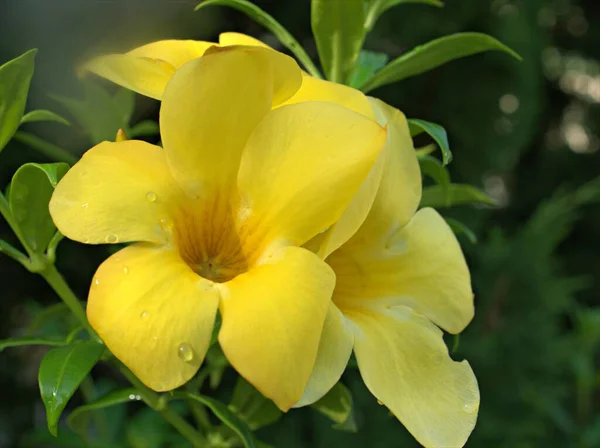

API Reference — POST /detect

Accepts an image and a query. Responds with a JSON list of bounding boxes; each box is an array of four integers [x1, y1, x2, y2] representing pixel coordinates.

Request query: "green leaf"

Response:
[[348, 50, 389, 89], [129, 120, 160, 138], [176, 391, 257, 448], [68, 388, 136, 437], [126, 407, 170, 448], [408, 118, 452, 165], [420, 184, 496, 208], [38, 340, 105, 436], [360, 32, 521, 92], [444, 217, 478, 244], [230, 377, 282, 430], [9, 162, 69, 253], [0, 49, 37, 152], [311, 382, 357, 432], [311, 0, 365, 83], [21, 109, 70, 126], [415, 143, 436, 158], [195, 0, 322, 78], [50, 81, 133, 144], [419, 155, 450, 187], [364, 0, 444, 32], [0, 336, 66, 352]]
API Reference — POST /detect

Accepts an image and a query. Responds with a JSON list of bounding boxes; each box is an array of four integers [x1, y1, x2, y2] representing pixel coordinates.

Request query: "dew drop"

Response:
[[377, 400, 384, 406], [83, 238, 90, 244], [146, 191, 157, 202], [135, 395, 141, 401], [128, 393, 136, 400], [463, 403, 476, 413], [92, 278, 100, 289], [123, 266, 129, 274], [140, 310, 149, 319], [106, 234, 119, 244], [177, 343, 194, 363], [81, 203, 89, 210]]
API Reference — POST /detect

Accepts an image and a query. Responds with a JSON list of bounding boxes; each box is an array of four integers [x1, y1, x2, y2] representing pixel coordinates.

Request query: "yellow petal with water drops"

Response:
[[284, 75, 376, 120], [82, 40, 214, 100], [219, 32, 271, 48], [160, 46, 302, 198], [349, 306, 479, 448], [238, 101, 386, 247], [294, 303, 355, 407], [87, 244, 219, 392], [217, 246, 335, 411], [49, 140, 181, 245], [331, 208, 474, 334], [348, 98, 421, 246]]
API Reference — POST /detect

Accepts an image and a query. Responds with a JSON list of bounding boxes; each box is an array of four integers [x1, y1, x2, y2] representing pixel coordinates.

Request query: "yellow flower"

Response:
[[50, 45, 386, 411], [84, 34, 479, 447]]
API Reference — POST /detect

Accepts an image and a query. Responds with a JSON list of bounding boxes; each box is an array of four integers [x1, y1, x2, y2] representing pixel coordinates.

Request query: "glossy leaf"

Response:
[[230, 377, 282, 430], [50, 81, 134, 144], [38, 340, 105, 436], [364, 0, 444, 32], [409, 118, 452, 165], [0, 49, 37, 152], [176, 391, 257, 448], [9, 162, 69, 253], [445, 217, 478, 244], [420, 184, 496, 208], [348, 50, 389, 89], [20, 109, 70, 126], [68, 388, 136, 436], [311, 0, 365, 83], [195, 0, 322, 78], [360, 32, 521, 92], [0, 336, 66, 352], [311, 382, 357, 432], [419, 155, 450, 188]]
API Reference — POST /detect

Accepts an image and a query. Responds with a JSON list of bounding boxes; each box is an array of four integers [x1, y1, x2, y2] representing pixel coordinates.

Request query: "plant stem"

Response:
[[13, 130, 78, 164], [118, 363, 208, 447], [0, 239, 30, 267], [40, 263, 97, 339]]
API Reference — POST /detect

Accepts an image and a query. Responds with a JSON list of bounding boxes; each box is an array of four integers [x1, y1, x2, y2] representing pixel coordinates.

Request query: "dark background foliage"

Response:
[[1, 0, 599, 447]]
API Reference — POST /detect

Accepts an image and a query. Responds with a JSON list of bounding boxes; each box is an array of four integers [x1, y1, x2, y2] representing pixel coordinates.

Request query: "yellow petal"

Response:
[[217, 246, 335, 411], [349, 98, 421, 243], [82, 40, 214, 100], [238, 101, 386, 247], [88, 244, 219, 391], [159, 46, 302, 197], [49, 140, 181, 245], [331, 208, 474, 334], [219, 32, 271, 48], [349, 306, 479, 448], [128, 40, 215, 68], [294, 303, 355, 407], [285, 75, 376, 120]]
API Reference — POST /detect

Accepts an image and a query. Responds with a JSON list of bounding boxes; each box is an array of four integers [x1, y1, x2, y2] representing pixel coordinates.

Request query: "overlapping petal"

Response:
[[87, 244, 220, 391], [331, 208, 474, 334], [49, 140, 181, 245], [82, 40, 213, 100], [237, 101, 386, 247], [349, 306, 479, 448], [294, 303, 355, 407], [217, 246, 335, 411], [160, 46, 302, 198], [219, 32, 270, 48]]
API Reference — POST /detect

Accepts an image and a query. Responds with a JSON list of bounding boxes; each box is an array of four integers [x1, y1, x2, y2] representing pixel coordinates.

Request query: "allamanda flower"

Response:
[[84, 34, 479, 447], [50, 45, 387, 411]]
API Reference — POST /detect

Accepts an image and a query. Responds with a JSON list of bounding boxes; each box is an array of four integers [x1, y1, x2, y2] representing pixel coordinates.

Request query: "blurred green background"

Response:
[[1, 0, 599, 447]]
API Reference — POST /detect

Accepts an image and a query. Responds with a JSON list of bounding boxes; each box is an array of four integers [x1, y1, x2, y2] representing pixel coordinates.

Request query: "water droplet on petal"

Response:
[[146, 192, 157, 202], [376, 400, 384, 406], [81, 203, 89, 210], [83, 238, 90, 244], [463, 403, 476, 413], [177, 343, 194, 363], [140, 310, 149, 319], [92, 278, 100, 289], [106, 234, 119, 243], [123, 266, 129, 274]]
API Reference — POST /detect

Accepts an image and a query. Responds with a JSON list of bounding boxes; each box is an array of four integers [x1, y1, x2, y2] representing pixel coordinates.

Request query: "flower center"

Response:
[[173, 201, 260, 283]]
